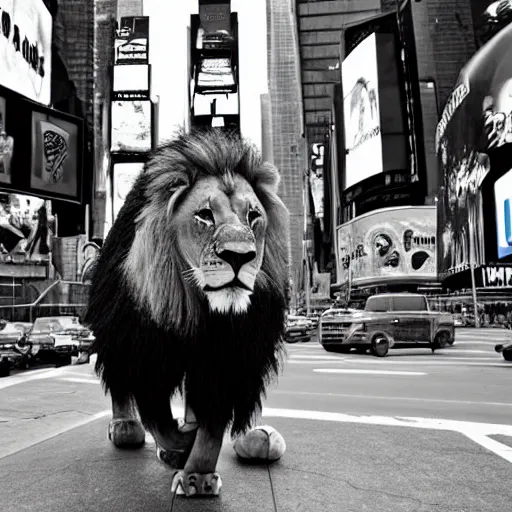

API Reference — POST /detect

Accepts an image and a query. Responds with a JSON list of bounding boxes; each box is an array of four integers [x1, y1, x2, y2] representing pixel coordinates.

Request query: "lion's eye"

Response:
[[195, 208, 215, 226], [247, 209, 261, 226]]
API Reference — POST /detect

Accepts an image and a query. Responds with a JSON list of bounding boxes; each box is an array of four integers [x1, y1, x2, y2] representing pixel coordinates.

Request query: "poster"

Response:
[[30, 111, 79, 199], [112, 162, 144, 220], [342, 32, 382, 190], [111, 100, 152, 153], [115, 16, 149, 64], [0, 96, 13, 183], [336, 206, 437, 286], [0, 0, 52, 104]]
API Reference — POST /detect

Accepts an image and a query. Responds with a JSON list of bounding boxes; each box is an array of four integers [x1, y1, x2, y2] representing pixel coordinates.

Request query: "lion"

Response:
[[84, 129, 290, 497]]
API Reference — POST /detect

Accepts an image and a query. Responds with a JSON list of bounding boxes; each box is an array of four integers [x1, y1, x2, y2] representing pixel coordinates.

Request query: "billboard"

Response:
[[342, 32, 382, 190], [112, 162, 143, 220], [115, 16, 149, 64], [436, 23, 512, 276], [494, 168, 512, 259], [0, 0, 52, 105], [336, 206, 437, 287], [113, 64, 150, 98], [111, 100, 152, 153]]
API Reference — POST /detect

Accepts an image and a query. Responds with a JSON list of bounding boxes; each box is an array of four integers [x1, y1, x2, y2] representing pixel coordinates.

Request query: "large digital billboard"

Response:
[[111, 100, 152, 153], [112, 162, 143, 220], [494, 168, 512, 259], [336, 206, 437, 287], [0, 0, 52, 105], [342, 32, 382, 190]]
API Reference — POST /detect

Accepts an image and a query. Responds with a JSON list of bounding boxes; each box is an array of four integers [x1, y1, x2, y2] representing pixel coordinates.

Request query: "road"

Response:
[[0, 327, 511, 511]]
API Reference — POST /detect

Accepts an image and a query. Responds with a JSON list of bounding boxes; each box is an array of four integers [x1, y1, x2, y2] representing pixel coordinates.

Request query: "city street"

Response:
[[0, 328, 511, 511]]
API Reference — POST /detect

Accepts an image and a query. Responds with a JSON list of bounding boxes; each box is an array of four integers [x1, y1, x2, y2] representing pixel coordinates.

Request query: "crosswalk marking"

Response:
[[313, 369, 426, 376]]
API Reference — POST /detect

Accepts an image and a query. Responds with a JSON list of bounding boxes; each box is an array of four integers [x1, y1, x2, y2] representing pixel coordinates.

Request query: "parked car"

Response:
[[318, 293, 455, 357], [285, 315, 313, 343], [25, 316, 95, 367], [0, 321, 33, 377]]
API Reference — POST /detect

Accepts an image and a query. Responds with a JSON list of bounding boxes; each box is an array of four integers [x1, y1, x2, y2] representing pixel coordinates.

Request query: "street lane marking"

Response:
[[463, 432, 512, 463], [0, 410, 111, 460], [260, 407, 512, 464], [289, 354, 345, 360], [59, 377, 100, 385], [313, 369, 426, 376], [271, 389, 512, 408], [0, 367, 69, 391]]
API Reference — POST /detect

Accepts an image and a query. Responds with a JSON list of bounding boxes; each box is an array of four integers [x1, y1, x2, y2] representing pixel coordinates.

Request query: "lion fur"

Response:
[[85, 130, 291, 436]]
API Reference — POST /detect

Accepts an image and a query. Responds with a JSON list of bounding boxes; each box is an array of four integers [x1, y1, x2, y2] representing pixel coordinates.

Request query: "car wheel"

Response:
[[371, 335, 389, 357], [503, 349, 512, 362], [432, 332, 451, 351], [285, 336, 300, 344], [0, 358, 10, 378], [55, 354, 72, 367]]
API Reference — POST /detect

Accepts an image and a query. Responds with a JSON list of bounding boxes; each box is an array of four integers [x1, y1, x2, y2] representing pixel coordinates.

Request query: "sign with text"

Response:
[[481, 266, 512, 288], [0, 0, 52, 104], [336, 206, 437, 286], [115, 16, 149, 64]]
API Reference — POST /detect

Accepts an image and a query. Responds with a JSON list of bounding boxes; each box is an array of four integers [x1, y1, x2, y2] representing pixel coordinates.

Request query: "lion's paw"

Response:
[[233, 425, 286, 462], [108, 419, 145, 448], [171, 470, 222, 497]]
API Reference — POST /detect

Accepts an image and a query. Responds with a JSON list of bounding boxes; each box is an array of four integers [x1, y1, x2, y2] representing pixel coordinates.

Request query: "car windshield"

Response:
[[391, 296, 428, 311]]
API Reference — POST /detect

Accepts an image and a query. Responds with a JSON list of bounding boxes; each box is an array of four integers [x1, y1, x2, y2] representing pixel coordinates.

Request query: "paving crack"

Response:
[[277, 464, 440, 507]]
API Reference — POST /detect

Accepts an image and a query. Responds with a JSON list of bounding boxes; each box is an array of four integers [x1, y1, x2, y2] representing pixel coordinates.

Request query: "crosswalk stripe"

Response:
[[313, 369, 426, 376]]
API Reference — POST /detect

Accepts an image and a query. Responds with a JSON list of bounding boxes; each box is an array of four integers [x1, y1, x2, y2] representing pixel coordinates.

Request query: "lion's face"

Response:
[[173, 174, 267, 314], [121, 130, 290, 333]]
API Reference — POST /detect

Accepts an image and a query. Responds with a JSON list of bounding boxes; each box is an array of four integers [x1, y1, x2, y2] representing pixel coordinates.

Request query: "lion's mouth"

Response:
[[204, 277, 253, 292]]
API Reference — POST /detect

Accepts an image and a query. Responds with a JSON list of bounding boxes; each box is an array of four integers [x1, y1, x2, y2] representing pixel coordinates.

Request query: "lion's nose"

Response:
[[216, 245, 256, 274]]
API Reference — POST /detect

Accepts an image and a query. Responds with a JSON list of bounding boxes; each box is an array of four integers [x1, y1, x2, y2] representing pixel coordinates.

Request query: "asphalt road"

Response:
[[0, 327, 511, 511]]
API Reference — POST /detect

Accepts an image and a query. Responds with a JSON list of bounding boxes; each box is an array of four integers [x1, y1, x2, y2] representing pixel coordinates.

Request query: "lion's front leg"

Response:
[[171, 423, 225, 497], [108, 395, 146, 448]]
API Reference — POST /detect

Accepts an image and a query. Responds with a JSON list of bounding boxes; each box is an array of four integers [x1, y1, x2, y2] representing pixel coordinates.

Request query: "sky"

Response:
[[143, 0, 268, 151]]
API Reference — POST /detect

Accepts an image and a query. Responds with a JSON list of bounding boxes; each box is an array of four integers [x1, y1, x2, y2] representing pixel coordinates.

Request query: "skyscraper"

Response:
[[267, 0, 305, 282]]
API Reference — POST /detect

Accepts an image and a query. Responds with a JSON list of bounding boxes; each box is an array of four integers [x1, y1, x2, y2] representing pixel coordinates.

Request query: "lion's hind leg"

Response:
[[134, 392, 198, 470], [108, 395, 146, 448]]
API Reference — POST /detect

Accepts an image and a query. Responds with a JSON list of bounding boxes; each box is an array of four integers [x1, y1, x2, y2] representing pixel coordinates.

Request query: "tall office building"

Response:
[[267, 0, 305, 282]]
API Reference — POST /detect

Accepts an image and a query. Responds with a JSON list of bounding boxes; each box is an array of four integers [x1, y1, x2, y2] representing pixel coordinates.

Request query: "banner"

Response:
[[0, 0, 52, 104], [112, 162, 143, 220], [336, 206, 437, 286]]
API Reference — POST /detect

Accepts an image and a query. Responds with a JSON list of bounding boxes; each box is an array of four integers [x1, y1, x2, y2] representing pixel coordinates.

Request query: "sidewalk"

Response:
[[0, 414, 511, 512]]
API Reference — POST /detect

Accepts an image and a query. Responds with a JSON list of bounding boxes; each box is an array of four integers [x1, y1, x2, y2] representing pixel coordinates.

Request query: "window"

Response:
[[391, 296, 428, 311]]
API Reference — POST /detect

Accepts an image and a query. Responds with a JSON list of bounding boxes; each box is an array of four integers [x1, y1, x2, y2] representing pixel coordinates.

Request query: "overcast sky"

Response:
[[143, 0, 268, 150]]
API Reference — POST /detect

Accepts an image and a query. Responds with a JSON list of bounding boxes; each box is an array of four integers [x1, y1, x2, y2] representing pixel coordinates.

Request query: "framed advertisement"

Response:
[[0, 95, 14, 184], [29, 106, 83, 202], [111, 99, 153, 153]]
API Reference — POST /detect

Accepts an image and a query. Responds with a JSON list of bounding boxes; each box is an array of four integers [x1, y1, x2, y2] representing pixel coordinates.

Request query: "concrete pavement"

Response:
[[0, 327, 511, 511]]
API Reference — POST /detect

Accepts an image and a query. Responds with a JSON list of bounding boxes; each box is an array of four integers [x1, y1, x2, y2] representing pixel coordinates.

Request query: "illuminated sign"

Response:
[[111, 100, 152, 153], [336, 206, 437, 286], [342, 33, 382, 190], [0, 0, 52, 104]]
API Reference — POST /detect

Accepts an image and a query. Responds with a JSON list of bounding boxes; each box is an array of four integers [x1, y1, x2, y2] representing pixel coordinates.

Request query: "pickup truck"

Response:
[[318, 293, 455, 357]]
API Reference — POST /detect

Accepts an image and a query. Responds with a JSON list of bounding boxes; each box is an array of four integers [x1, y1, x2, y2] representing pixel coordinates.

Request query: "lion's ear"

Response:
[[256, 163, 281, 195]]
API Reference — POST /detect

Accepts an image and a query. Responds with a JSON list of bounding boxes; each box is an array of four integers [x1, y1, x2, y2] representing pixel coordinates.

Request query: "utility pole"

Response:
[[469, 226, 480, 328]]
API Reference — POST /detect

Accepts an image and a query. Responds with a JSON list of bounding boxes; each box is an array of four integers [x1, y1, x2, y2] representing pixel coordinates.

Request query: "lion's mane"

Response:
[[84, 130, 290, 436]]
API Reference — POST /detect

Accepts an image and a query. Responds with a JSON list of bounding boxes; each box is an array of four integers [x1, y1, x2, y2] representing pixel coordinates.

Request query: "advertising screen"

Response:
[[113, 162, 144, 220], [342, 32, 382, 190], [494, 169, 512, 259], [111, 100, 152, 153], [336, 206, 437, 286], [113, 64, 150, 94], [115, 16, 149, 64], [0, 0, 52, 104]]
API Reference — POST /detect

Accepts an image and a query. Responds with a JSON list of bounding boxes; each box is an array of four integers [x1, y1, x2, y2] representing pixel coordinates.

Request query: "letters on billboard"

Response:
[[336, 206, 437, 286], [0, 0, 52, 105], [342, 32, 382, 190]]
